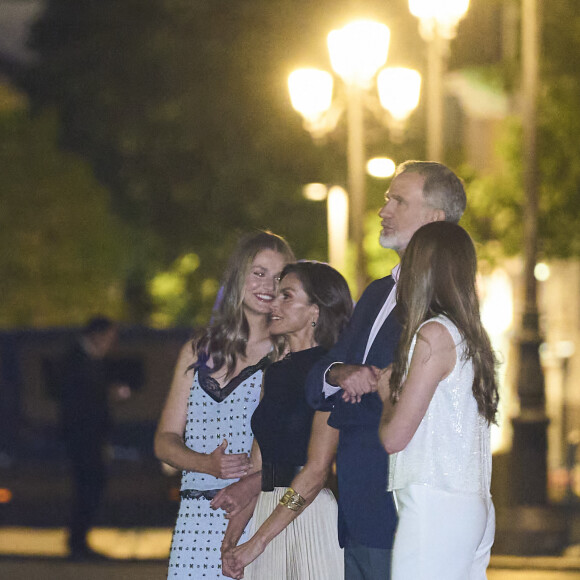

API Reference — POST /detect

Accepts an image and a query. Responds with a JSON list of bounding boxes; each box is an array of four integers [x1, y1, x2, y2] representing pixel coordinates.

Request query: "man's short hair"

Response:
[[395, 160, 467, 223], [82, 316, 115, 336]]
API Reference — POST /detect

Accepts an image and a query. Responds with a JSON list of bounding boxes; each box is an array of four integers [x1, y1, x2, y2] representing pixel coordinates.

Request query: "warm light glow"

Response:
[[288, 68, 334, 123], [0, 527, 173, 559], [367, 157, 396, 178], [555, 340, 575, 359], [303, 183, 328, 201], [0, 488, 12, 503], [327, 186, 349, 272], [409, 0, 469, 22], [479, 268, 513, 453], [534, 262, 550, 282], [409, 0, 469, 38], [377, 67, 422, 121], [481, 270, 513, 336], [327, 20, 390, 87]]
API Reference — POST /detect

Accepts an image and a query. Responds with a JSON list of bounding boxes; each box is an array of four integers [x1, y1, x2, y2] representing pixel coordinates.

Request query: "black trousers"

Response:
[[65, 434, 107, 551]]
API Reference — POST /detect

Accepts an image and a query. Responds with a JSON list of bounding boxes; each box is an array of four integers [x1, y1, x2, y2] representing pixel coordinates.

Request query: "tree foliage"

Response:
[[26, 1, 334, 282], [24, 0, 429, 324], [0, 90, 130, 327], [30, 0, 578, 324], [462, 0, 580, 261]]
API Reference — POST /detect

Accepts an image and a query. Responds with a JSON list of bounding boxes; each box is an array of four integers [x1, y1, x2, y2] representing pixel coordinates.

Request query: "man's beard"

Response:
[[379, 232, 398, 250]]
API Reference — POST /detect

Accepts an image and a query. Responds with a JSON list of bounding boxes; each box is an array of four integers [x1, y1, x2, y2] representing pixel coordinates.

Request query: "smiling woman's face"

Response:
[[242, 249, 287, 316], [269, 272, 318, 338]]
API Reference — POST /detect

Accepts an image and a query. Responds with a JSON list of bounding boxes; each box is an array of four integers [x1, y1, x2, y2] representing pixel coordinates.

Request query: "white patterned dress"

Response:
[[168, 357, 267, 579]]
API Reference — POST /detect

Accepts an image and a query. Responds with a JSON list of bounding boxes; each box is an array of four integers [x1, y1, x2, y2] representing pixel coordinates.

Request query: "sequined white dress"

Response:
[[167, 358, 266, 579], [388, 316, 495, 580]]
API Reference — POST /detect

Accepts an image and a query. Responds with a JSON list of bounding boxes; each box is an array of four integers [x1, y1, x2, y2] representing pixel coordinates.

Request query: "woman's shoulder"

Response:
[[172, 340, 198, 374], [416, 319, 455, 353], [419, 315, 461, 345]]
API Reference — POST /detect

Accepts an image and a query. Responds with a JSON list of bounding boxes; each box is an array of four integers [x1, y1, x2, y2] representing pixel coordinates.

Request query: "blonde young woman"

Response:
[[155, 231, 294, 579], [378, 222, 499, 580]]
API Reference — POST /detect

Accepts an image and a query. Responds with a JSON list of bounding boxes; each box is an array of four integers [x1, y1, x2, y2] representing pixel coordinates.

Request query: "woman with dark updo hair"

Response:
[[221, 261, 353, 580]]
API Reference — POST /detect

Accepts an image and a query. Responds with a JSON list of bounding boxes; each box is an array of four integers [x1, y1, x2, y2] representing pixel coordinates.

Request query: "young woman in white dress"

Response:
[[154, 231, 294, 579], [378, 222, 499, 580]]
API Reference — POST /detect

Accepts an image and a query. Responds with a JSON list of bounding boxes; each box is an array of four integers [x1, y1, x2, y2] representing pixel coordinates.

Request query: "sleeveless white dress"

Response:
[[388, 316, 495, 580], [167, 360, 264, 579]]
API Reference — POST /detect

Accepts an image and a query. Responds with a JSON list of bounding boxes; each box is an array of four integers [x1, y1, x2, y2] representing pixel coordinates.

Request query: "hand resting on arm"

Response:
[[154, 342, 251, 478], [221, 411, 338, 579], [327, 363, 381, 404]]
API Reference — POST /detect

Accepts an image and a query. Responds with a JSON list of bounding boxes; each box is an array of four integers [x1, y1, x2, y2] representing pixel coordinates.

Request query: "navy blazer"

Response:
[[305, 275, 402, 549]]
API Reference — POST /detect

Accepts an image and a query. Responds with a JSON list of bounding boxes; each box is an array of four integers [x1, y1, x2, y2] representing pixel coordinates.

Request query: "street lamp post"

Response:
[[512, 0, 546, 506], [495, 0, 567, 555], [288, 20, 421, 297], [409, 0, 469, 162], [377, 68, 422, 142], [344, 81, 367, 295], [327, 186, 349, 273], [326, 20, 390, 296], [302, 183, 349, 275]]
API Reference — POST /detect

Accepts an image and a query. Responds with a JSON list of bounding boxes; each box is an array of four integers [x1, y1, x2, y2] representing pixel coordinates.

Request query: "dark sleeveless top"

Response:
[[251, 346, 326, 468]]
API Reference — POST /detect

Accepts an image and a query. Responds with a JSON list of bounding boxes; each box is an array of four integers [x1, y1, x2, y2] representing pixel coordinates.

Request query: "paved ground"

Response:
[[1, 557, 579, 580], [1, 527, 580, 579], [0, 558, 166, 580]]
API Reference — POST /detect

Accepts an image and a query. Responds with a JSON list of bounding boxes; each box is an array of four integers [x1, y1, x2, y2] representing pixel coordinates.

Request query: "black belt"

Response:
[[180, 489, 220, 500], [261, 462, 303, 492]]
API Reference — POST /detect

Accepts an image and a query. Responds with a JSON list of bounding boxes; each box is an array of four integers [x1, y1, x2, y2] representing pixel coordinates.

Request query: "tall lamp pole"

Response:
[[409, 0, 469, 162], [302, 183, 349, 275], [327, 21, 390, 295], [512, 0, 547, 505], [497, 0, 567, 554], [344, 80, 366, 294], [288, 20, 421, 297]]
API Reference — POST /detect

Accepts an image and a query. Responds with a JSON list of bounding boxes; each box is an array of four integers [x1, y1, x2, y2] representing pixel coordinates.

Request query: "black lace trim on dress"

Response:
[[197, 355, 270, 403], [180, 489, 220, 500]]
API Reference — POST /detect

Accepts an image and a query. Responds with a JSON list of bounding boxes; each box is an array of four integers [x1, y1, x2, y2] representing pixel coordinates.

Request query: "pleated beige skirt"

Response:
[[244, 487, 344, 580]]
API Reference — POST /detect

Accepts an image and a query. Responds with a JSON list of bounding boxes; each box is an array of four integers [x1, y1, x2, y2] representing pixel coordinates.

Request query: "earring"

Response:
[[311, 321, 317, 327]]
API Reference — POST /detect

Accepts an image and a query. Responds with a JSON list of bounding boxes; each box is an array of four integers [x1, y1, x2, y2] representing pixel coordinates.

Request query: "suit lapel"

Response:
[[352, 277, 396, 363], [365, 308, 402, 366]]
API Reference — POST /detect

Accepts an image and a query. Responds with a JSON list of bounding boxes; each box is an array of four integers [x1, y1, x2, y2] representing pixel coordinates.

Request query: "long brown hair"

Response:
[[390, 222, 499, 424], [194, 231, 294, 378]]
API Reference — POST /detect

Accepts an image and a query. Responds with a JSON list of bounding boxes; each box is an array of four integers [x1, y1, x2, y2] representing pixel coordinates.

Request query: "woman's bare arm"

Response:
[[212, 438, 263, 516], [219, 438, 264, 576], [378, 321, 455, 454], [222, 411, 338, 578], [154, 342, 251, 479]]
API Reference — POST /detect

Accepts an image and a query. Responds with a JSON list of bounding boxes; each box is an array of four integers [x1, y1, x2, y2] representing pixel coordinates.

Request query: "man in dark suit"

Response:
[[60, 316, 121, 560], [306, 161, 467, 580]]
